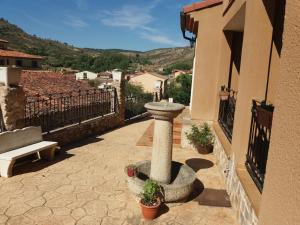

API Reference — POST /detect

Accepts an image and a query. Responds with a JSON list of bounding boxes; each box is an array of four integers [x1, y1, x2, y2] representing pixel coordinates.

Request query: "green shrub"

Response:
[[166, 74, 192, 105], [140, 179, 161, 206], [185, 123, 215, 148]]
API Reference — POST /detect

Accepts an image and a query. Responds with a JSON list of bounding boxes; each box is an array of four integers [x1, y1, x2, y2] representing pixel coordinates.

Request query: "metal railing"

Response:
[[246, 100, 274, 192], [24, 88, 117, 133], [125, 92, 155, 121], [218, 87, 237, 142]]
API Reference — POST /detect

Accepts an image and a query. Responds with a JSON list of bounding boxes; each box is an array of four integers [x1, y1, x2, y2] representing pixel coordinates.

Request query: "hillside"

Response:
[[0, 18, 194, 73]]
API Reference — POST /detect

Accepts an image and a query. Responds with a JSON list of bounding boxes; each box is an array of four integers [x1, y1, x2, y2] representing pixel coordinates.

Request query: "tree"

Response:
[[162, 62, 193, 75], [124, 81, 144, 97], [166, 74, 192, 105]]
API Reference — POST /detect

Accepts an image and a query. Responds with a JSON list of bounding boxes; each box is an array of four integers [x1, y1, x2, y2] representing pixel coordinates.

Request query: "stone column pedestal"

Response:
[[0, 85, 26, 131], [112, 74, 125, 124], [145, 102, 185, 184], [151, 116, 173, 183]]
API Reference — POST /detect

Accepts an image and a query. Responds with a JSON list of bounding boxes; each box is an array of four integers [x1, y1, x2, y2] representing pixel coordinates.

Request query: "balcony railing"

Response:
[[246, 100, 274, 192], [218, 87, 237, 142], [24, 88, 117, 133]]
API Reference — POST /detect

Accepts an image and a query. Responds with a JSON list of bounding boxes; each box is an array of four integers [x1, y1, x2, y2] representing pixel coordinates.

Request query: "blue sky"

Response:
[[1, 0, 196, 51]]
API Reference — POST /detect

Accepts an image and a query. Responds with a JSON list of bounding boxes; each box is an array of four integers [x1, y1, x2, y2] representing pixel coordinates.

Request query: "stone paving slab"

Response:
[[0, 119, 238, 225]]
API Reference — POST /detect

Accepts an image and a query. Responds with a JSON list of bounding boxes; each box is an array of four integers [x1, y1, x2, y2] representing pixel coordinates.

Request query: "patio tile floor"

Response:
[[0, 119, 238, 225]]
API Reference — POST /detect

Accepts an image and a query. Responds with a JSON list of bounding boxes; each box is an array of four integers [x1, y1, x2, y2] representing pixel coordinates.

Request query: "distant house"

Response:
[[75, 71, 98, 80], [129, 72, 168, 95], [172, 69, 192, 78], [0, 39, 43, 69], [98, 71, 112, 80]]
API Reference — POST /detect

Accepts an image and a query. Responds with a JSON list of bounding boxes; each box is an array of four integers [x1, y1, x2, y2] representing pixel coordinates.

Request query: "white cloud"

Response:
[[64, 16, 88, 28], [99, 5, 154, 31], [98, 0, 184, 47], [140, 32, 184, 46]]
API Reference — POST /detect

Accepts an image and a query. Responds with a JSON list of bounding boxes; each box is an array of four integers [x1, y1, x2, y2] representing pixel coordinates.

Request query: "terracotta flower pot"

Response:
[[196, 144, 213, 154], [125, 165, 137, 177], [127, 168, 136, 177], [140, 198, 161, 220]]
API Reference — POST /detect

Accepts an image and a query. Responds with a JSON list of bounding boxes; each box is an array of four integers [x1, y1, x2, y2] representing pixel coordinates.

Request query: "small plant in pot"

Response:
[[125, 164, 138, 177], [185, 123, 215, 154], [139, 179, 162, 220]]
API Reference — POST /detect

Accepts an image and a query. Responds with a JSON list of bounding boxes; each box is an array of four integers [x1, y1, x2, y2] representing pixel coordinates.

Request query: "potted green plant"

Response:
[[139, 179, 161, 220], [185, 123, 215, 153], [125, 164, 138, 177]]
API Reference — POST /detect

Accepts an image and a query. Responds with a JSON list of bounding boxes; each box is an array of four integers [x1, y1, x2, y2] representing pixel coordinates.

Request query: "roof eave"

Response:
[[183, 0, 223, 14]]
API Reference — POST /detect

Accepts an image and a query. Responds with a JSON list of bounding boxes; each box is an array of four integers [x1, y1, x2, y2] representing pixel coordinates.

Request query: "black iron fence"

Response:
[[246, 100, 274, 192], [125, 92, 155, 121], [24, 88, 117, 133], [218, 87, 237, 142]]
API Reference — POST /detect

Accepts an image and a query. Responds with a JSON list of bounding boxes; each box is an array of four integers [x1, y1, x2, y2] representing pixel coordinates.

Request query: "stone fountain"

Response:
[[126, 102, 196, 202]]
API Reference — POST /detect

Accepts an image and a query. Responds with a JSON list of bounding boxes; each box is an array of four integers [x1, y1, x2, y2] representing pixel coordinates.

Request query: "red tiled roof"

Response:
[[20, 70, 92, 98], [183, 0, 223, 13], [0, 39, 8, 43], [0, 49, 43, 59]]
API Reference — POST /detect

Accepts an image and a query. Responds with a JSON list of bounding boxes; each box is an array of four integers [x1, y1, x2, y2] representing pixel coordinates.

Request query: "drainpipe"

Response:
[[180, 11, 196, 48]]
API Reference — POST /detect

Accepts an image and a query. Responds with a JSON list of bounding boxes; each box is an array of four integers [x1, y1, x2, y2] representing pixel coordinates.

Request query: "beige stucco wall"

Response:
[[189, 5, 224, 120], [228, 0, 276, 165], [187, 0, 299, 224], [129, 73, 167, 94], [258, 1, 300, 224]]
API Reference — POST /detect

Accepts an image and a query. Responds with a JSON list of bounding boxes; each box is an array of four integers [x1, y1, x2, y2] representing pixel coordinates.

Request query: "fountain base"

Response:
[[126, 160, 196, 202]]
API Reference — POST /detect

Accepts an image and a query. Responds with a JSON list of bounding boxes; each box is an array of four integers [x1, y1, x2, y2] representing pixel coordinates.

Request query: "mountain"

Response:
[[0, 18, 194, 73]]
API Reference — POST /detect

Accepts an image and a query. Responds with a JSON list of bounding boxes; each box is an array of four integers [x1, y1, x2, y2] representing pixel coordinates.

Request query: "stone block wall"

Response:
[[213, 128, 258, 225], [0, 85, 25, 131], [0, 75, 126, 146], [43, 79, 126, 146], [44, 113, 123, 146]]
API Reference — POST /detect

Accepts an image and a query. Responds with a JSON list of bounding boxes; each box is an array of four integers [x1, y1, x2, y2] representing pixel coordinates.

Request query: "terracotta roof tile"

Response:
[[0, 49, 43, 59], [183, 0, 223, 13], [20, 70, 92, 98]]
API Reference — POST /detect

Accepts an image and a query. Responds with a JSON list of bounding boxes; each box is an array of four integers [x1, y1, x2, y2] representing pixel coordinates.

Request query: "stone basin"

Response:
[[145, 102, 185, 119], [126, 160, 196, 202]]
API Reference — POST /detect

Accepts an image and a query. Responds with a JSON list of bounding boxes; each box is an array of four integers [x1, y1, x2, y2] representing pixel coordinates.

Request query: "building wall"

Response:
[[129, 73, 167, 95], [75, 71, 98, 80], [0, 57, 41, 68], [227, 0, 276, 165], [186, 0, 295, 224], [258, 1, 300, 224], [189, 5, 224, 120]]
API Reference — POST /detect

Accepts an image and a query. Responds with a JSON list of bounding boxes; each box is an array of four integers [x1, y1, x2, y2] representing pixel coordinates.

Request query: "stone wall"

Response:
[[43, 112, 123, 146], [0, 84, 25, 131], [213, 136, 258, 225], [44, 79, 126, 146], [0, 74, 126, 146]]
